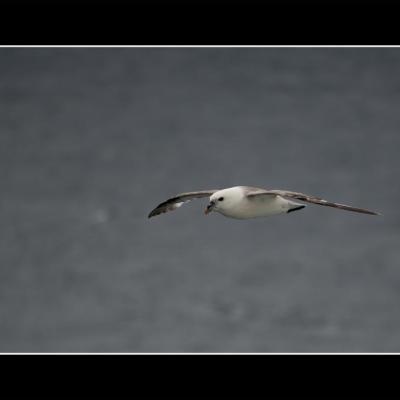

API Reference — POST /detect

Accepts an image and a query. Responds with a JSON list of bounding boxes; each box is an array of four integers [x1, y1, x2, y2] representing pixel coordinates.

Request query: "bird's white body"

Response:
[[210, 186, 303, 219]]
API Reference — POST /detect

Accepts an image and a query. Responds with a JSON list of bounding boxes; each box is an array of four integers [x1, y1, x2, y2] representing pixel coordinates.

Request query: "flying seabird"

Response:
[[148, 186, 380, 219]]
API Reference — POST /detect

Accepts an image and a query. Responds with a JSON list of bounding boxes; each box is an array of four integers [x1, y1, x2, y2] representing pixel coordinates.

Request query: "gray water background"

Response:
[[0, 48, 399, 352]]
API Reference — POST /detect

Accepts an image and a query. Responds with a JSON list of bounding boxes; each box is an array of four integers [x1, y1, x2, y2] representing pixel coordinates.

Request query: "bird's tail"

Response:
[[286, 199, 306, 214]]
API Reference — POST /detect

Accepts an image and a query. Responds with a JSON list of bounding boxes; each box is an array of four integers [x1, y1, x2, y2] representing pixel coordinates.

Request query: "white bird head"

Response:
[[204, 187, 242, 215]]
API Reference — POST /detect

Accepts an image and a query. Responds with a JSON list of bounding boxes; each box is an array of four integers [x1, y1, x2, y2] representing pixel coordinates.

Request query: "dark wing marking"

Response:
[[246, 189, 381, 215], [148, 190, 218, 218]]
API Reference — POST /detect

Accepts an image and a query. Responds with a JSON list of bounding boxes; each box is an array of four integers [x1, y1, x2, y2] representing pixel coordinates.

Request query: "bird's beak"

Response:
[[204, 200, 216, 215]]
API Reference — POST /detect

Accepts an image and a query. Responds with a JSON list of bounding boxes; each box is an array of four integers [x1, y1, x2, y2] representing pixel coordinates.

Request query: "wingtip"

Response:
[[366, 210, 382, 216], [148, 208, 162, 218]]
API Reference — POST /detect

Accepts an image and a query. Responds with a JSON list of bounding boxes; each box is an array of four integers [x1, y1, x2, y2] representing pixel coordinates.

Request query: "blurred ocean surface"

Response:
[[0, 48, 399, 352]]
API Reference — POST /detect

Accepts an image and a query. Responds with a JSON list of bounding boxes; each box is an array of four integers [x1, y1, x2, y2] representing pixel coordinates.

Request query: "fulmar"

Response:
[[148, 186, 380, 219]]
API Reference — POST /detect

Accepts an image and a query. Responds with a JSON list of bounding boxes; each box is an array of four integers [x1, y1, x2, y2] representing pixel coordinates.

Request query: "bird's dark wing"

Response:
[[148, 190, 219, 218], [245, 189, 380, 215]]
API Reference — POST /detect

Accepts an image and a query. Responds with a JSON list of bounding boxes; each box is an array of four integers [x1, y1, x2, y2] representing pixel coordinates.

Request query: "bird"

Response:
[[148, 186, 380, 219]]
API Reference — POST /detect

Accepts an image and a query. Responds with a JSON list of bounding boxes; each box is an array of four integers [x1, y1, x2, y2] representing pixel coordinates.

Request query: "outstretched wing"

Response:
[[148, 190, 218, 218], [245, 188, 380, 216]]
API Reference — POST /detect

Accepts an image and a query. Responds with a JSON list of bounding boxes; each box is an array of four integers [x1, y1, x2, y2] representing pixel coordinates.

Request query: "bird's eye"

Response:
[[218, 197, 224, 201]]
